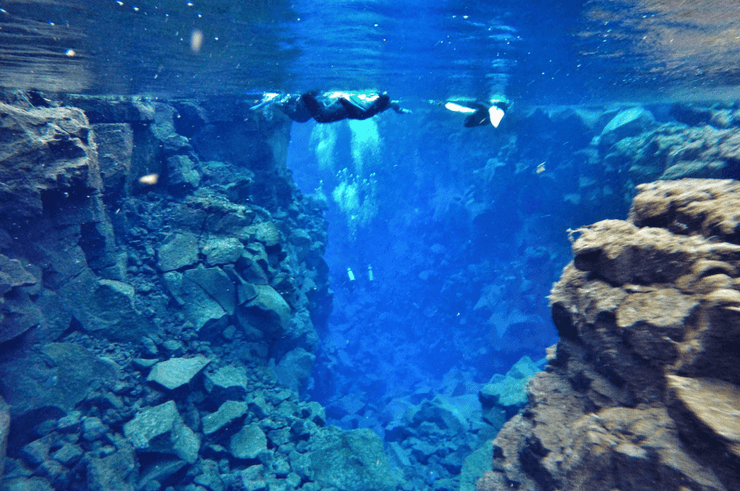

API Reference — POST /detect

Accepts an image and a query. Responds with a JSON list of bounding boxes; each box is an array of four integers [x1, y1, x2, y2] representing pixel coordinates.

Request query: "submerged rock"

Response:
[[229, 424, 267, 460], [123, 400, 200, 464], [305, 427, 400, 491], [483, 179, 740, 491], [147, 356, 211, 390], [0, 343, 120, 417]]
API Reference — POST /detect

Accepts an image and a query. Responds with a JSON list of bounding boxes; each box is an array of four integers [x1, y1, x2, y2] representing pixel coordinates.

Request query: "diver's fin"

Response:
[[488, 105, 506, 128]]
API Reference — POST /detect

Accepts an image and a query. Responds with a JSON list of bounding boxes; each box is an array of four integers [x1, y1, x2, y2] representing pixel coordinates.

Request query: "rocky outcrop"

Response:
[[481, 179, 740, 491], [0, 93, 334, 491]]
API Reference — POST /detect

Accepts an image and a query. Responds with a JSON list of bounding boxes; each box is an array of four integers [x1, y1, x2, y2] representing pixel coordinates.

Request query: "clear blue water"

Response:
[[5, 0, 738, 421], [4, 0, 740, 103], [2, 0, 740, 485]]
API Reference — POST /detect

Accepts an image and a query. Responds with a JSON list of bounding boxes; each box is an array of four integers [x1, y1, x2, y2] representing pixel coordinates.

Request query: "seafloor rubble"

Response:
[[0, 92, 394, 491], [479, 179, 740, 491]]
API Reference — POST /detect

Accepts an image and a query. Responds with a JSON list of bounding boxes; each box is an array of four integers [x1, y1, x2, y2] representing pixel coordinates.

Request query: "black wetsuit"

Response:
[[279, 94, 313, 123], [301, 93, 349, 123], [301, 92, 403, 123], [338, 94, 392, 120]]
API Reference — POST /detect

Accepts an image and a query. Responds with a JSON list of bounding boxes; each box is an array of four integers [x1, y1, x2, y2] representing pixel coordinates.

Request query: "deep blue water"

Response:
[[3, 0, 740, 446]]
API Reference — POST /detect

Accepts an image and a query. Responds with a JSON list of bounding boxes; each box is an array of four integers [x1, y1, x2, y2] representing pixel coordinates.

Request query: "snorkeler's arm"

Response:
[[390, 101, 412, 114]]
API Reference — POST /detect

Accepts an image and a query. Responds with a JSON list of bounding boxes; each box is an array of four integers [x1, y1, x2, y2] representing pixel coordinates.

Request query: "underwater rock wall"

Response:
[[0, 92, 398, 491], [479, 179, 740, 491]]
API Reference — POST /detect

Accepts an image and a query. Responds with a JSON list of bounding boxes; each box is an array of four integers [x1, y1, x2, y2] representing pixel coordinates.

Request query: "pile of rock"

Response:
[[4, 356, 400, 491], [480, 179, 740, 491], [0, 93, 347, 491]]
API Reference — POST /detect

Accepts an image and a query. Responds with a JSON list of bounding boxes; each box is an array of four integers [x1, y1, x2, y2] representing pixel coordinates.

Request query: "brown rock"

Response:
[[485, 179, 740, 491], [667, 375, 740, 460], [615, 288, 698, 364], [0, 103, 99, 220]]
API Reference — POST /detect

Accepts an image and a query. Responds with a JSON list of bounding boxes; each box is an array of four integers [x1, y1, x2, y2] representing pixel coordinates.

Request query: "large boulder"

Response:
[[305, 427, 400, 491], [0, 103, 99, 220], [162, 268, 231, 331], [237, 284, 292, 338], [599, 106, 655, 150], [274, 348, 315, 394], [483, 179, 740, 491], [0, 343, 120, 418], [147, 356, 210, 390], [123, 400, 200, 464], [59, 270, 155, 342]]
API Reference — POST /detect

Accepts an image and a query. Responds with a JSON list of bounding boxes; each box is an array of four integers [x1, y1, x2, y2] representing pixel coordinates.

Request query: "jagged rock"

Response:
[[86, 443, 137, 491], [237, 285, 291, 337], [123, 400, 200, 463], [604, 124, 740, 185], [479, 356, 540, 420], [0, 255, 43, 342], [183, 264, 237, 315], [460, 440, 493, 491], [484, 179, 740, 491], [249, 222, 281, 247], [247, 394, 271, 419], [0, 342, 120, 417], [290, 229, 313, 261], [167, 154, 200, 195], [202, 401, 250, 436], [64, 95, 155, 123], [1, 477, 55, 491], [304, 427, 400, 491], [560, 407, 724, 491], [157, 232, 200, 272], [274, 348, 315, 394], [0, 103, 99, 220], [203, 366, 249, 403], [137, 458, 187, 491], [50, 443, 83, 466], [147, 356, 210, 390], [238, 244, 272, 286], [405, 395, 468, 435], [230, 424, 267, 460], [0, 254, 38, 297], [203, 237, 244, 266], [667, 375, 740, 461], [93, 123, 134, 200], [81, 417, 108, 441], [298, 401, 326, 427], [599, 106, 655, 149], [193, 459, 225, 491], [148, 103, 190, 157], [162, 270, 229, 330], [409, 438, 437, 463], [59, 271, 154, 342]]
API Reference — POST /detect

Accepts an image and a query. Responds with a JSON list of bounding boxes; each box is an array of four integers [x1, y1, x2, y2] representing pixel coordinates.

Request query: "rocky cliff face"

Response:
[[0, 93, 400, 491], [480, 179, 740, 491]]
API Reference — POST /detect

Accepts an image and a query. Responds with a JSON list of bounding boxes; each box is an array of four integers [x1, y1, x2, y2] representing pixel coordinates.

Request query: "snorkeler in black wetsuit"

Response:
[[251, 91, 409, 123], [278, 94, 313, 122], [301, 91, 409, 123]]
